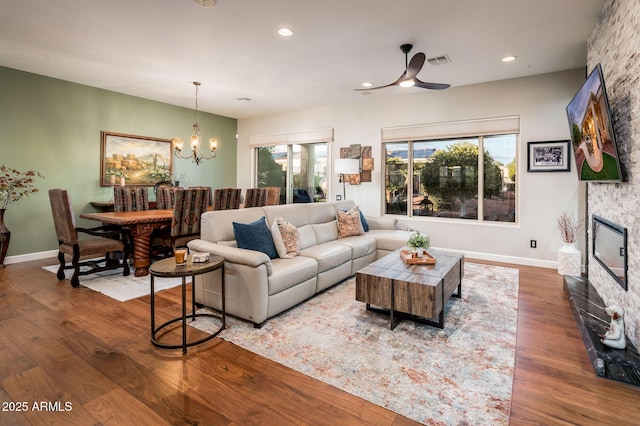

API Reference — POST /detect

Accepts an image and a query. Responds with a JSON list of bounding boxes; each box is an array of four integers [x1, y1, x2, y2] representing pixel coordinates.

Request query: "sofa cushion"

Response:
[[263, 204, 309, 228], [268, 256, 318, 295], [271, 217, 300, 258], [312, 220, 339, 244], [297, 224, 318, 249], [201, 207, 266, 242], [329, 235, 377, 259], [305, 202, 340, 224], [299, 242, 352, 273], [336, 206, 364, 238], [364, 216, 398, 231], [365, 229, 414, 252], [233, 216, 278, 259]]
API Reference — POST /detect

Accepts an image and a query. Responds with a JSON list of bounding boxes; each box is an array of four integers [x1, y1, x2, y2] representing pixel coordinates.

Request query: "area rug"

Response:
[[190, 262, 519, 425], [43, 264, 182, 302]]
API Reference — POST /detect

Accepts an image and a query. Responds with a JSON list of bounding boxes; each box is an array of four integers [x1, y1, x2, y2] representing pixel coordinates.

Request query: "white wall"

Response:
[[238, 69, 586, 267]]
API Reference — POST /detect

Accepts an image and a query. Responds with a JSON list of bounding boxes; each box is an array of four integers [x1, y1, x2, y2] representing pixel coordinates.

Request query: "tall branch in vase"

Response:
[[0, 165, 44, 267]]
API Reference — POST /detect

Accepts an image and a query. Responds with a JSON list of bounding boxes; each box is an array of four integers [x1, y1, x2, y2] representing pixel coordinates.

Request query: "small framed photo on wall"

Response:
[[527, 140, 571, 172]]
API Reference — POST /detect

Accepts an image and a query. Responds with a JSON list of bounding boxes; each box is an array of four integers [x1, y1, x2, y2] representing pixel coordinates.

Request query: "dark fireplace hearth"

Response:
[[564, 276, 640, 386]]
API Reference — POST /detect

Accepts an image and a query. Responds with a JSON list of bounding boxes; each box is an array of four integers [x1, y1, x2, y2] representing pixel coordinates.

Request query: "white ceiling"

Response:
[[0, 0, 604, 120]]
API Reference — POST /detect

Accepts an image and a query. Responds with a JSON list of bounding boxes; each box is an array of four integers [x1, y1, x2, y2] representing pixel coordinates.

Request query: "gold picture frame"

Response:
[[100, 131, 173, 187]]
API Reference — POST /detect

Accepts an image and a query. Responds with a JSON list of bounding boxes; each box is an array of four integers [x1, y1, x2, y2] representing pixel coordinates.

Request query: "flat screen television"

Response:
[[566, 63, 624, 182]]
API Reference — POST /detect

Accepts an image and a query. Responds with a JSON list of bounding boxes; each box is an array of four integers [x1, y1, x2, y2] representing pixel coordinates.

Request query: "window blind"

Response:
[[249, 128, 334, 146], [381, 116, 520, 142]]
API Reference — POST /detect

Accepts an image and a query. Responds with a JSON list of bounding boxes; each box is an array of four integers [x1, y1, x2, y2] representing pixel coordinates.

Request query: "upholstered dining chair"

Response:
[[188, 186, 213, 207], [48, 189, 130, 288], [264, 186, 281, 206], [154, 183, 176, 210], [169, 187, 211, 249], [213, 188, 241, 210], [244, 187, 269, 208], [113, 186, 150, 212]]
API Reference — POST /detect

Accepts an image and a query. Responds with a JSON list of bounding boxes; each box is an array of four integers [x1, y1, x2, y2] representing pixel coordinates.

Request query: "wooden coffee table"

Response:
[[355, 249, 464, 329]]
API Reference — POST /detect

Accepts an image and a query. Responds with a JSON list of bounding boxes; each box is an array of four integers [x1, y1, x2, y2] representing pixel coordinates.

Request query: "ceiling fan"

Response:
[[355, 44, 450, 91]]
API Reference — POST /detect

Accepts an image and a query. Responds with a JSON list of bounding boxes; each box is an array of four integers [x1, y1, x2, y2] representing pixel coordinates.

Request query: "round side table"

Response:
[[149, 254, 225, 353]]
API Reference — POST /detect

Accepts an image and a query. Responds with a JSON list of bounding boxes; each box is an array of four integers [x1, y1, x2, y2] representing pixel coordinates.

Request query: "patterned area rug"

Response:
[[42, 264, 182, 302], [190, 262, 519, 425]]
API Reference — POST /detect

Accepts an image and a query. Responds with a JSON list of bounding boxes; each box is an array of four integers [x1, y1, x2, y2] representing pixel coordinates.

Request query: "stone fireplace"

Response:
[[586, 0, 639, 351], [564, 0, 640, 385]]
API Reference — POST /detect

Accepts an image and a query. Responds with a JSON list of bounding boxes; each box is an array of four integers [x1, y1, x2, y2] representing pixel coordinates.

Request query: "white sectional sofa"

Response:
[[188, 200, 413, 327]]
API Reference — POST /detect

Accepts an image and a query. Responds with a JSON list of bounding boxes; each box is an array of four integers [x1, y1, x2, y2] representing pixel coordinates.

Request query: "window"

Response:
[[255, 143, 327, 204], [384, 134, 517, 222]]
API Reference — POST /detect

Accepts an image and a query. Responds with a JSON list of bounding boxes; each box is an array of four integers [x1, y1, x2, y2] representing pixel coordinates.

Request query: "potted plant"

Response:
[[407, 231, 430, 257], [0, 165, 44, 268]]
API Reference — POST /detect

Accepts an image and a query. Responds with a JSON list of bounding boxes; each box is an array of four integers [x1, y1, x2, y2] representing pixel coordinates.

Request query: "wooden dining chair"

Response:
[[48, 189, 130, 288], [244, 187, 269, 208], [113, 186, 150, 212], [213, 188, 241, 210]]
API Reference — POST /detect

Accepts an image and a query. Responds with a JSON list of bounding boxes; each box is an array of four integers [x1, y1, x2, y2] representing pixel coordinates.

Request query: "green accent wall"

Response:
[[0, 66, 237, 257]]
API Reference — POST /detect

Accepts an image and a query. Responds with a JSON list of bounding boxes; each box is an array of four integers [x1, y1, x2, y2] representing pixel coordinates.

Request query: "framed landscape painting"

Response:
[[527, 140, 571, 172], [100, 131, 173, 186]]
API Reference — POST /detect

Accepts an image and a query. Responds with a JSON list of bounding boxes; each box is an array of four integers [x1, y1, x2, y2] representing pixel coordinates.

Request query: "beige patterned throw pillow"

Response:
[[336, 206, 364, 238], [274, 217, 300, 258]]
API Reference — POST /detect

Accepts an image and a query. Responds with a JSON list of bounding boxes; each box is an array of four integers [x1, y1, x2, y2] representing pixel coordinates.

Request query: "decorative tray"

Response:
[[400, 249, 436, 265]]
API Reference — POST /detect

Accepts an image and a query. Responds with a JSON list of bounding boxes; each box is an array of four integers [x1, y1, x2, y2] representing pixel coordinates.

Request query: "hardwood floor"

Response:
[[0, 257, 638, 425]]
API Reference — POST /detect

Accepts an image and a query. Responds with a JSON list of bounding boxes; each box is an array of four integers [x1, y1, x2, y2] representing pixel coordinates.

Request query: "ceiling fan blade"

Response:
[[354, 72, 406, 91], [414, 78, 450, 90], [405, 53, 425, 79]]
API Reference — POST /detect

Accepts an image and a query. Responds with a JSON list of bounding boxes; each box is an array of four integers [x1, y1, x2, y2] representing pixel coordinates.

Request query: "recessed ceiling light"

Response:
[[502, 55, 517, 62], [278, 28, 294, 37], [362, 82, 373, 88]]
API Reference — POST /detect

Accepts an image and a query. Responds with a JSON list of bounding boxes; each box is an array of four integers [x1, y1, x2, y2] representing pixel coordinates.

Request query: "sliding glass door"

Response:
[[255, 142, 327, 204]]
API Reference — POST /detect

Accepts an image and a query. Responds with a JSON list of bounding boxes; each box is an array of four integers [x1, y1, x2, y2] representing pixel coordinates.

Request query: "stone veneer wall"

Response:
[[587, 0, 640, 347]]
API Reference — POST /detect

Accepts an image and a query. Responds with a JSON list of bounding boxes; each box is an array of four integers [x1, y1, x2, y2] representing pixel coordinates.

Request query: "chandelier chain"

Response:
[[194, 82, 199, 125]]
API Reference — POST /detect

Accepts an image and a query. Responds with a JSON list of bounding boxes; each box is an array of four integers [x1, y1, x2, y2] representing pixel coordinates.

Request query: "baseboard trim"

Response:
[[5, 247, 561, 270], [433, 247, 558, 269], [3, 249, 59, 265]]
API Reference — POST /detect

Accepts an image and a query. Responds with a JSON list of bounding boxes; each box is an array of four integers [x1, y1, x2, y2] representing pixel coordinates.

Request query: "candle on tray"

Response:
[[110, 175, 116, 185], [120, 177, 125, 186]]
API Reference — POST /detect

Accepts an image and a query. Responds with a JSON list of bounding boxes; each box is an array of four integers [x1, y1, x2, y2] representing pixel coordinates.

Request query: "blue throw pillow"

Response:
[[359, 210, 370, 232], [233, 216, 278, 259]]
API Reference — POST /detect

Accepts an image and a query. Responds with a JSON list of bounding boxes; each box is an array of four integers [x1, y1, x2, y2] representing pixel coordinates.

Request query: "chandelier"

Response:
[[172, 82, 218, 165]]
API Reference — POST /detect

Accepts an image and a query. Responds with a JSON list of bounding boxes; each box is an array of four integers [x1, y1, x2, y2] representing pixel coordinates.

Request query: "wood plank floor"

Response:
[[0, 257, 638, 425]]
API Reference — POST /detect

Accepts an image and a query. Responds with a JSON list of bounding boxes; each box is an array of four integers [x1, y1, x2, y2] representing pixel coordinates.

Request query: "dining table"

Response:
[[80, 209, 174, 277]]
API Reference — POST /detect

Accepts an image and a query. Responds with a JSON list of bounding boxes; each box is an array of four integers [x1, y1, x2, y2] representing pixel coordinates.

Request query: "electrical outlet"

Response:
[[336, 195, 342, 201], [530, 240, 537, 248]]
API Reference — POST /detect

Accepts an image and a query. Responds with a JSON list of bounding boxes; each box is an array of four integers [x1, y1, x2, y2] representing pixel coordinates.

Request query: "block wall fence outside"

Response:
[[587, 0, 640, 347]]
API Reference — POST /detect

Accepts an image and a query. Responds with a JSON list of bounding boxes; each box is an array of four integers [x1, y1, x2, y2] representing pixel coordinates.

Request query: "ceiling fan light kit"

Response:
[[193, 0, 216, 7], [355, 43, 450, 92]]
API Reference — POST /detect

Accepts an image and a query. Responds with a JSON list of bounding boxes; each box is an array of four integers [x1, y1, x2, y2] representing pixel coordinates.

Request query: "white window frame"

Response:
[[382, 117, 519, 223]]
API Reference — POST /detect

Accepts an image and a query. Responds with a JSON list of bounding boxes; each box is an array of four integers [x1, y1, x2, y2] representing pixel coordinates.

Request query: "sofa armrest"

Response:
[[188, 239, 273, 274]]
